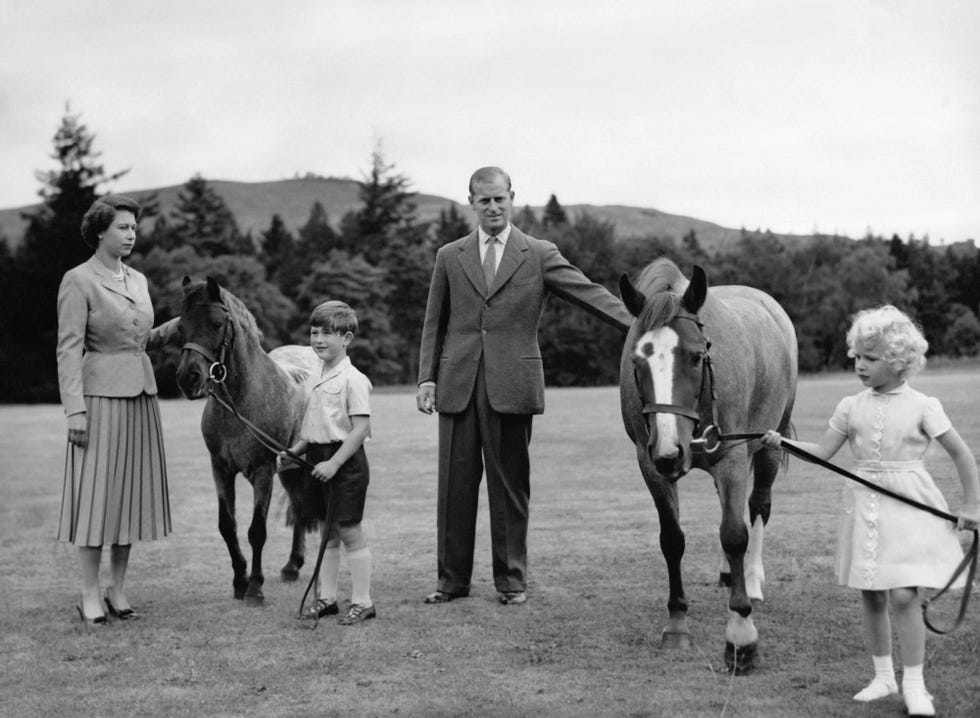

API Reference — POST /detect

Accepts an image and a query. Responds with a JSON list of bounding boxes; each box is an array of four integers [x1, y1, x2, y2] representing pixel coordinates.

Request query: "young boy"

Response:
[[278, 300, 375, 625]]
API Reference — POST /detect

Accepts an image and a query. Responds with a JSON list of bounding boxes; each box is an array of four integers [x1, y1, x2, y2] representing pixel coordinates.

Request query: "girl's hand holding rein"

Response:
[[761, 430, 782, 449]]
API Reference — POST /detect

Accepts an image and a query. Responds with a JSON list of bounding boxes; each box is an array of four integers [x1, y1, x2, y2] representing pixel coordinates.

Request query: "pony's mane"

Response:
[[185, 279, 263, 342], [633, 258, 689, 329]]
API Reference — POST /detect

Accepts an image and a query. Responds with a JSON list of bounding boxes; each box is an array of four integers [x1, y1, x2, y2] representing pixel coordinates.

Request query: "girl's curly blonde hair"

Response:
[[846, 305, 928, 378]]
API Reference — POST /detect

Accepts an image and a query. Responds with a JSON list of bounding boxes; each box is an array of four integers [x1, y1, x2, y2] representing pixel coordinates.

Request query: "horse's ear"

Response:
[[182, 275, 192, 288], [206, 276, 222, 302], [682, 265, 708, 314], [620, 273, 644, 317]]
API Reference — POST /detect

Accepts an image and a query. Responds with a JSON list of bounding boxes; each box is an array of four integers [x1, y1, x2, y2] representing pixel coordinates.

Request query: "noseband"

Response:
[[635, 313, 720, 451], [181, 302, 233, 383]]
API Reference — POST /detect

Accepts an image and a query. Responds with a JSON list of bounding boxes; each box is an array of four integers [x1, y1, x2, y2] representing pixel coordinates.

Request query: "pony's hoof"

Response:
[[244, 593, 264, 606], [661, 630, 693, 649], [724, 641, 758, 674], [280, 564, 300, 582]]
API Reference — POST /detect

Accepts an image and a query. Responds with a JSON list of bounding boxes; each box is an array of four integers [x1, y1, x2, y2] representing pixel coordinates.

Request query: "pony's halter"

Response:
[[635, 312, 718, 444], [181, 302, 234, 384]]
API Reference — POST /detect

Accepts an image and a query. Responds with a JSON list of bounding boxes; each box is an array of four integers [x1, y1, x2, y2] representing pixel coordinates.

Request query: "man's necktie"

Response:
[[483, 236, 498, 289]]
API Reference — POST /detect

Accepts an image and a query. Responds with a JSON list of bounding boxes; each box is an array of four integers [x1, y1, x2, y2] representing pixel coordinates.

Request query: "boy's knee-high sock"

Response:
[[318, 546, 341, 602], [347, 546, 373, 606]]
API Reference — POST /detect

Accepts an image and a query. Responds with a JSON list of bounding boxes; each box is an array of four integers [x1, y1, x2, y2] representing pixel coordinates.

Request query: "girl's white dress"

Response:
[[830, 382, 966, 590]]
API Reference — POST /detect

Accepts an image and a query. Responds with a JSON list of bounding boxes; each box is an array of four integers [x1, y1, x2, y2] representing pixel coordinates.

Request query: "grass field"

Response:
[[1, 371, 978, 717]]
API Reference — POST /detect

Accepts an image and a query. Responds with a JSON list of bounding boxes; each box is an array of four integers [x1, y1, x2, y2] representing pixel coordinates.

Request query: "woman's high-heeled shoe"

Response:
[[104, 593, 138, 620], [76, 602, 107, 625]]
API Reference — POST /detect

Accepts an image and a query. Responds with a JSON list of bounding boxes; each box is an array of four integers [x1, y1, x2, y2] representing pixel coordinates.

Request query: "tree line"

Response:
[[2, 109, 978, 403]]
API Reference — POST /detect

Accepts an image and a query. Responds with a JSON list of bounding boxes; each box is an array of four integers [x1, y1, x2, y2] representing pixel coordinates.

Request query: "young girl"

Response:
[[762, 305, 979, 717]]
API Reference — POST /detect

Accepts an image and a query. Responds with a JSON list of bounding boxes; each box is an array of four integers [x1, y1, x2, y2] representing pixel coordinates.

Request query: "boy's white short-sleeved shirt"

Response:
[[299, 356, 372, 444]]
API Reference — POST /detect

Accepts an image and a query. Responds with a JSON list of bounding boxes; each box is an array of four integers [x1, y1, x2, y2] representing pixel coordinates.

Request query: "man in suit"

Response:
[[416, 166, 633, 605]]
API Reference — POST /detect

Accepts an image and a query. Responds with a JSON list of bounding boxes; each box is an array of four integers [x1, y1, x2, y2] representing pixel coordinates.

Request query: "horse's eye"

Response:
[[211, 320, 224, 331], [691, 352, 703, 367]]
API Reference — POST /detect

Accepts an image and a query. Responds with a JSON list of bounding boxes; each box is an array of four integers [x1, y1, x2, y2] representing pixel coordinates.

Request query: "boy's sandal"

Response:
[[300, 598, 338, 619]]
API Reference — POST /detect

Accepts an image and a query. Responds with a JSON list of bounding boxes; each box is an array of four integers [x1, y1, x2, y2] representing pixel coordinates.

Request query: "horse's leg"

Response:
[[276, 467, 307, 581], [714, 457, 758, 673], [243, 465, 274, 605], [744, 446, 780, 602], [212, 463, 248, 600], [640, 452, 690, 648]]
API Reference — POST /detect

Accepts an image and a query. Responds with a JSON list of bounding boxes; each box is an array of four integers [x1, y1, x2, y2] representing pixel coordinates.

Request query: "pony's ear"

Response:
[[620, 273, 645, 317], [682, 265, 708, 314], [206, 276, 222, 302]]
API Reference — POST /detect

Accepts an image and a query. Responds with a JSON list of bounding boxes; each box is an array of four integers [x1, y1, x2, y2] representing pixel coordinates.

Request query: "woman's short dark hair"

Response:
[[80, 195, 142, 249]]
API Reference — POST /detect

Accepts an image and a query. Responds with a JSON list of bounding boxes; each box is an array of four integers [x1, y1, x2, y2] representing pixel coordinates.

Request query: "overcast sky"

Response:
[[2, 0, 978, 242]]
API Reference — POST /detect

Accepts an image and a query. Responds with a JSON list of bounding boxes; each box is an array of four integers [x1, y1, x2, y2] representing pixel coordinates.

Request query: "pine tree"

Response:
[[259, 213, 294, 280], [169, 174, 250, 256], [4, 106, 128, 401], [542, 194, 568, 228], [435, 204, 471, 246]]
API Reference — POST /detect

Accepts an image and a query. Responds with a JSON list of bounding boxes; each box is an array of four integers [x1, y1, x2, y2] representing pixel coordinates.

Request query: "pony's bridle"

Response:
[[635, 312, 721, 452], [181, 302, 234, 384]]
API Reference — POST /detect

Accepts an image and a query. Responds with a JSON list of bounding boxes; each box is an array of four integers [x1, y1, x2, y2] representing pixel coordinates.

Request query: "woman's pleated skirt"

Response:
[[58, 393, 171, 547]]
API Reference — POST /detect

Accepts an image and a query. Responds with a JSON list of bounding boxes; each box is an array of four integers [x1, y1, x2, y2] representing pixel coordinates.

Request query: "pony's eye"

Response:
[[690, 352, 703, 367]]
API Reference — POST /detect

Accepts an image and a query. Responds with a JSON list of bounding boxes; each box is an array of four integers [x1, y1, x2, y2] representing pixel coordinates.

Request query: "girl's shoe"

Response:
[[301, 598, 338, 620], [853, 678, 898, 701], [76, 603, 107, 625], [903, 688, 935, 717], [338, 603, 376, 625]]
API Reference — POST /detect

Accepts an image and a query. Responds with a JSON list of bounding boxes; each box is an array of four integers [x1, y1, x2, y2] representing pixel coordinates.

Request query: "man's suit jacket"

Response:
[[417, 227, 632, 415], [57, 257, 177, 416]]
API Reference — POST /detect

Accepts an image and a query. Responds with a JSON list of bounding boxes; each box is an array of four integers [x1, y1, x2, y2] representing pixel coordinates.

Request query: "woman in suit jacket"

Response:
[[57, 195, 177, 624], [416, 167, 633, 605]]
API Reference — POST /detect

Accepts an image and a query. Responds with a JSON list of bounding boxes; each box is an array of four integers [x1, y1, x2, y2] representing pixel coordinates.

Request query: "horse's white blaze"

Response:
[[635, 327, 680, 456], [744, 514, 766, 601], [725, 611, 758, 647]]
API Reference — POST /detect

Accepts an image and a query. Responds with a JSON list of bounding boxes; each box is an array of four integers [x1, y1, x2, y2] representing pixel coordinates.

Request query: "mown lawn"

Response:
[[1, 371, 978, 717]]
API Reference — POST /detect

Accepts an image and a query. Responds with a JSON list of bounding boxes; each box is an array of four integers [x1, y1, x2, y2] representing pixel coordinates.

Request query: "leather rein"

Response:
[[632, 311, 978, 634]]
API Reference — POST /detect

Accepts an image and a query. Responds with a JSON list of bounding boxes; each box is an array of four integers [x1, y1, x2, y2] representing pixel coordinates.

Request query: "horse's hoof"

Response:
[[718, 572, 732, 587], [233, 589, 246, 600], [244, 593, 265, 606], [724, 641, 758, 674], [661, 630, 693, 649], [280, 565, 300, 582]]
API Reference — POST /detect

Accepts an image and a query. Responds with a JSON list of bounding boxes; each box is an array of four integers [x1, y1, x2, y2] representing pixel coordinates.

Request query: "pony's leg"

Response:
[[640, 452, 690, 648], [714, 456, 759, 672], [277, 467, 307, 581], [243, 465, 275, 605], [212, 463, 248, 600], [745, 445, 780, 602]]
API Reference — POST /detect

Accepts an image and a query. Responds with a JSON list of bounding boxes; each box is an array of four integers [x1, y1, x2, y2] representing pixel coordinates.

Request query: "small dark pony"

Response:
[[619, 258, 797, 671], [176, 276, 323, 604]]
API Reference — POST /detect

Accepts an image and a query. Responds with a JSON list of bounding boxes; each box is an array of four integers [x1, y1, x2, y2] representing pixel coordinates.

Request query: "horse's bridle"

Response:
[[634, 312, 721, 452], [181, 302, 234, 384]]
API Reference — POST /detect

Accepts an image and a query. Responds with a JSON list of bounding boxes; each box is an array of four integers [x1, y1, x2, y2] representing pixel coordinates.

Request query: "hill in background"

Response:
[[0, 176, 793, 253]]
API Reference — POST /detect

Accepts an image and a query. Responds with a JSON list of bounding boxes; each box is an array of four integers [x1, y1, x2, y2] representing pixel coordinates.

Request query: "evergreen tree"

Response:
[[542, 194, 568, 228], [259, 213, 294, 280], [513, 205, 539, 233], [338, 148, 417, 264], [169, 174, 250, 256], [278, 201, 337, 303], [4, 107, 128, 401], [435, 203, 471, 246]]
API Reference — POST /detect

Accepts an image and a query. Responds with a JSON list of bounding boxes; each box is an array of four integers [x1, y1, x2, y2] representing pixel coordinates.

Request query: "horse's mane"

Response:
[[218, 287, 263, 341], [633, 258, 690, 329], [184, 279, 264, 343]]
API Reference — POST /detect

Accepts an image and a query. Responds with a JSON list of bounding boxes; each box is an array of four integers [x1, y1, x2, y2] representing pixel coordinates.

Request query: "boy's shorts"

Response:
[[306, 442, 369, 526]]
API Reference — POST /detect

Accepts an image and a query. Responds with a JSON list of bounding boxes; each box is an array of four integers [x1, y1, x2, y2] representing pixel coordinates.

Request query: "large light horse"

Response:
[[619, 258, 797, 671]]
